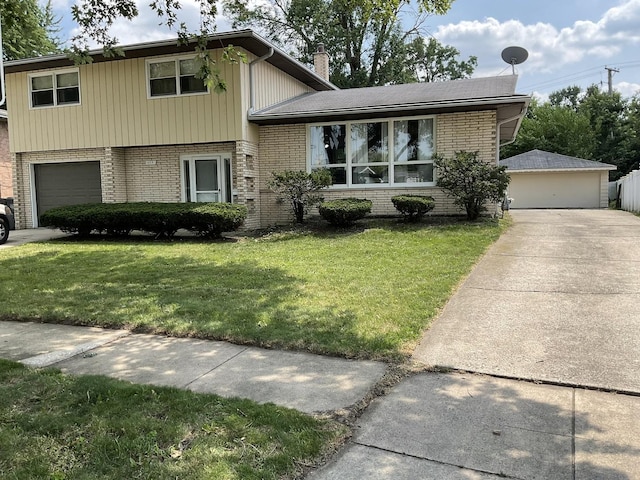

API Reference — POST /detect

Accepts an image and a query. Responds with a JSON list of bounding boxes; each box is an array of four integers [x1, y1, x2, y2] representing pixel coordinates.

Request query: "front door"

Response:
[[182, 154, 232, 203]]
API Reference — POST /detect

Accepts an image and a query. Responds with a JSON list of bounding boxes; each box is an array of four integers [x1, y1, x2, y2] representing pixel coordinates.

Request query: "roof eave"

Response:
[[4, 30, 337, 92], [249, 95, 530, 124], [506, 167, 617, 173]]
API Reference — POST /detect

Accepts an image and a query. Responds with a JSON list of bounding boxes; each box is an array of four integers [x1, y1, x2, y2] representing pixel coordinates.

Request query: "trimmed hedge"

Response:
[[319, 198, 372, 227], [391, 195, 435, 222], [40, 202, 248, 239]]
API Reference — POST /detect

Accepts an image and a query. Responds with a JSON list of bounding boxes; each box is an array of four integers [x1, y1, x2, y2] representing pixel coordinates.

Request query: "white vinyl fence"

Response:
[[617, 170, 640, 212]]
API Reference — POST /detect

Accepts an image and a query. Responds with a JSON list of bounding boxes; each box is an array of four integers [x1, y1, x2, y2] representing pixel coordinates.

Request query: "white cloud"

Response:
[[434, 0, 640, 76], [615, 81, 640, 97]]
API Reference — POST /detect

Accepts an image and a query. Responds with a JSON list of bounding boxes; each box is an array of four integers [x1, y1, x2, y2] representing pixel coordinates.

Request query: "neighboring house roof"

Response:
[[249, 75, 530, 143], [500, 150, 616, 172], [4, 29, 336, 92]]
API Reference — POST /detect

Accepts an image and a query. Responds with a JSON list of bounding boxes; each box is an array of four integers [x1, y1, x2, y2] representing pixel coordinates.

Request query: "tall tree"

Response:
[[222, 0, 455, 87], [548, 85, 581, 111], [578, 85, 631, 176], [407, 37, 476, 83], [501, 99, 597, 160], [1, 0, 59, 61]]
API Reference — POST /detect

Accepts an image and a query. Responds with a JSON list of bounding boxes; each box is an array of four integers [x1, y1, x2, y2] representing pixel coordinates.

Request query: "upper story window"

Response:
[[148, 57, 208, 98], [309, 116, 435, 187], [30, 70, 80, 108]]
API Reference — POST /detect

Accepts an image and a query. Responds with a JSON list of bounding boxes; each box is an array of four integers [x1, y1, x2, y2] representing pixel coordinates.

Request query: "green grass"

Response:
[[0, 359, 346, 480], [0, 219, 505, 361]]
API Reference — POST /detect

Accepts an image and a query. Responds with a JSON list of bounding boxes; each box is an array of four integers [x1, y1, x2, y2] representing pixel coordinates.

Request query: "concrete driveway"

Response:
[[0, 228, 68, 248], [413, 209, 640, 393], [313, 209, 640, 479]]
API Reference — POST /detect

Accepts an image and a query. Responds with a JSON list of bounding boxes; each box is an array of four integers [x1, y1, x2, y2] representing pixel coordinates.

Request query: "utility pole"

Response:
[[605, 66, 620, 95]]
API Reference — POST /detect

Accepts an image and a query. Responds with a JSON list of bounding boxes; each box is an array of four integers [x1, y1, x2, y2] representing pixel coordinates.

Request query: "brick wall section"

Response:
[[13, 141, 261, 230], [258, 124, 307, 225], [13, 148, 106, 228], [0, 119, 12, 198], [101, 147, 127, 203], [235, 140, 261, 229], [436, 111, 496, 161], [258, 111, 498, 226]]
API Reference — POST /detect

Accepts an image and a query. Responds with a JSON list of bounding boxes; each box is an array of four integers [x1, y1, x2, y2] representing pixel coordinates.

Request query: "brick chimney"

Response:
[[313, 44, 330, 81]]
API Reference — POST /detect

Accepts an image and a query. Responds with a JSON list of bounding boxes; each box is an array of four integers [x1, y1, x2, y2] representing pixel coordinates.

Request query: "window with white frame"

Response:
[[309, 117, 435, 187], [30, 70, 80, 108], [148, 57, 207, 97]]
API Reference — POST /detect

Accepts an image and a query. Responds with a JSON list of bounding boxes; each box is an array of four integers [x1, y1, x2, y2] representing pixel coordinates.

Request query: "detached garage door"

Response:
[[34, 162, 102, 221], [508, 171, 601, 209]]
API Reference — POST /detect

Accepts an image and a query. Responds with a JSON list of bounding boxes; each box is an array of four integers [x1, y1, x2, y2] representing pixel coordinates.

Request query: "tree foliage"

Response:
[[68, 0, 246, 92], [435, 151, 509, 220], [501, 100, 596, 160], [503, 85, 640, 180], [268, 169, 332, 223], [407, 37, 477, 83], [1, 0, 59, 61], [223, 0, 461, 87]]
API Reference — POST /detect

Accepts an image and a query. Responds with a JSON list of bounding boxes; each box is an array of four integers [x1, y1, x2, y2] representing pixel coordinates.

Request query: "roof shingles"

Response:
[[500, 150, 616, 171]]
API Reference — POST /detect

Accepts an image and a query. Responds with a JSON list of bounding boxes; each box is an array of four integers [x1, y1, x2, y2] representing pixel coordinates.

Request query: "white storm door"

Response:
[[183, 156, 220, 202], [193, 157, 220, 202]]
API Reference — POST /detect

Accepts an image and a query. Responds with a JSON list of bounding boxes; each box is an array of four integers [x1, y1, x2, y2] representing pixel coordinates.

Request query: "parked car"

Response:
[[0, 201, 15, 244]]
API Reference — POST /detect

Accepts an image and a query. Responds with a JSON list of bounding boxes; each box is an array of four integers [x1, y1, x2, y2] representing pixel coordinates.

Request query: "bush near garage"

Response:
[[40, 202, 248, 238], [319, 198, 373, 227], [391, 195, 435, 222]]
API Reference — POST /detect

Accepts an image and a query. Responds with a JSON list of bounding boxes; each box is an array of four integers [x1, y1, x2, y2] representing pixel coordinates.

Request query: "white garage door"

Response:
[[508, 171, 601, 209]]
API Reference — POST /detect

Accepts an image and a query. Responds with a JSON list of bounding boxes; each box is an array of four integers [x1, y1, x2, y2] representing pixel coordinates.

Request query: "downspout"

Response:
[[0, 15, 6, 107], [496, 108, 527, 215], [248, 47, 274, 114], [495, 110, 526, 164]]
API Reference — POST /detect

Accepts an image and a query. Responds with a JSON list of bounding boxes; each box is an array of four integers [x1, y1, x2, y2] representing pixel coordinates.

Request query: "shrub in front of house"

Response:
[[391, 195, 435, 222], [40, 202, 248, 238], [318, 198, 372, 227]]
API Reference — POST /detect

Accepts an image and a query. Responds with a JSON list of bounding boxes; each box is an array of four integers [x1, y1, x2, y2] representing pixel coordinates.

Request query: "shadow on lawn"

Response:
[[0, 246, 378, 358]]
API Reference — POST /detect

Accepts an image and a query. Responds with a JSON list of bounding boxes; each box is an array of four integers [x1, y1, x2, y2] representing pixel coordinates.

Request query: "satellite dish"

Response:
[[501, 46, 528, 74]]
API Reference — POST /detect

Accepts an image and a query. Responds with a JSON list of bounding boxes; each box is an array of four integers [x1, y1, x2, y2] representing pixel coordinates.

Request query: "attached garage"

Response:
[[33, 161, 102, 223], [500, 150, 616, 209]]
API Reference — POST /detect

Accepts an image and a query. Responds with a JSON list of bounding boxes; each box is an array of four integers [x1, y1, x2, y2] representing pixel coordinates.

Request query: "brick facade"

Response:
[[0, 118, 12, 199], [12, 110, 498, 230], [12, 141, 261, 229], [258, 110, 498, 226]]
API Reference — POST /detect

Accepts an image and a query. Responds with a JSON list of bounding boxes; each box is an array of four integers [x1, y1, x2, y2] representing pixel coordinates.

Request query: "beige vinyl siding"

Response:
[[6, 50, 244, 153], [249, 57, 315, 111]]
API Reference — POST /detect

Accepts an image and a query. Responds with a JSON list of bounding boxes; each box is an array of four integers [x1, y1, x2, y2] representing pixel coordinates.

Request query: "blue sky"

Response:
[[49, 0, 640, 100], [429, 0, 640, 99]]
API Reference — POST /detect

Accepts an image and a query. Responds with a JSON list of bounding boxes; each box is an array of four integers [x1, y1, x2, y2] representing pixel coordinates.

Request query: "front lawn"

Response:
[[0, 219, 505, 361], [0, 360, 345, 479]]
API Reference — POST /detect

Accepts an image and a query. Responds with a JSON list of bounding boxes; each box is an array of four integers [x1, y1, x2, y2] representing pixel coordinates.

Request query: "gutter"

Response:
[[249, 95, 531, 123], [248, 47, 274, 114]]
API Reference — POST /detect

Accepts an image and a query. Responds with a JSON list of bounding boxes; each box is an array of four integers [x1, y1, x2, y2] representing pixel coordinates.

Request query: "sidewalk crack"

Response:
[[182, 346, 250, 388], [353, 441, 525, 479]]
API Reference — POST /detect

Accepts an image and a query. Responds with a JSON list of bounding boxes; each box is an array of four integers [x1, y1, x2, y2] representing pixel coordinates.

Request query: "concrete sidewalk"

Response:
[[311, 372, 640, 479], [0, 320, 386, 414]]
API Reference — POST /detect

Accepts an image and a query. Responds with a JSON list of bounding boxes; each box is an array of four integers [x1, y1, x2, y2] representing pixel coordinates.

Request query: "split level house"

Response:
[[4, 30, 530, 230]]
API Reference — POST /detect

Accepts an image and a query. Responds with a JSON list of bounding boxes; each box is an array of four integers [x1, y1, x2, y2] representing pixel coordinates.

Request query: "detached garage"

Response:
[[500, 150, 616, 209]]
